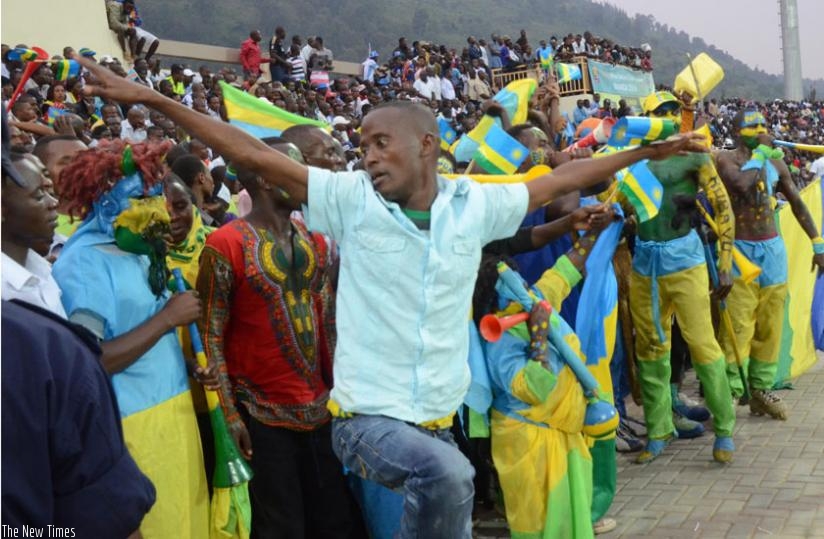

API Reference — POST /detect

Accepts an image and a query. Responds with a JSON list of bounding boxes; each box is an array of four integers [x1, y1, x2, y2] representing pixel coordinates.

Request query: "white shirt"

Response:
[[413, 78, 440, 101], [120, 120, 147, 143], [440, 77, 456, 101], [2, 250, 67, 317], [479, 46, 490, 67], [810, 156, 824, 179], [300, 44, 314, 66]]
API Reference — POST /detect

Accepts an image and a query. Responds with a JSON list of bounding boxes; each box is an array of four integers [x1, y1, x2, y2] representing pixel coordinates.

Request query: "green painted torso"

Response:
[[637, 153, 708, 242]]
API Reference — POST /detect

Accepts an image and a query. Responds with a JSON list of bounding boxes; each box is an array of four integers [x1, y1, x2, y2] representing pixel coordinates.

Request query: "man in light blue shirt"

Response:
[[77, 55, 710, 538]]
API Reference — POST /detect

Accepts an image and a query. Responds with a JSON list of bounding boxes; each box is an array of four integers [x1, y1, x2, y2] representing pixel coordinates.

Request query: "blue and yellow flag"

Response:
[[473, 123, 529, 175], [615, 160, 663, 222], [8, 48, 39, 62], [556, 63, 582, 84], [539, 48, 554, 73], [438, 117, 458, 151], [54, 59, 80, 81], [493, 78, 537, 125], [219, 81, 329, 138], [451, 79, 537, 161], [608, 117, 676, 147], [775, 179, 823, 385]]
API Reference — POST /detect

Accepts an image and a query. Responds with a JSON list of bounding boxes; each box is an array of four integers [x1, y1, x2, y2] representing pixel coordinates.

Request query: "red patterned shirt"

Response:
[[198, 215, 336, 430]]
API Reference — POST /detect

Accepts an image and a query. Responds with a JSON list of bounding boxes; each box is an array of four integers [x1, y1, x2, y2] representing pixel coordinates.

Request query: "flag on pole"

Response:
[[54, 59, 80, 81], [8, 48, 40, 62], [539, 48, 554, 73], [615, 160, 663, 222], [219, 80, 329, 138], [438, 117, 458, 151], [556, 63, 582, 84], [473, 123, 529, 175]]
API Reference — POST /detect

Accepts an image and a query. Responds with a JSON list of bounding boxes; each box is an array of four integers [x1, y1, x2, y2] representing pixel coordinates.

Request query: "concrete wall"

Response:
[[2, 0, 121, 60]]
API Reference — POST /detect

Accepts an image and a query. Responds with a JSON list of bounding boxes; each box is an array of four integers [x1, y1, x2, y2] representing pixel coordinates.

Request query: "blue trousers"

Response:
[[331, 415, 475, 539]]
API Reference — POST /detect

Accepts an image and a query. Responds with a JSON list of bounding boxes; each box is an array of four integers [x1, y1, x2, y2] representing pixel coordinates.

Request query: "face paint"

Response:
[[739, 126, 767, 138], [113, 196, 171, 247], [740, 136, 760, 149], [437, 156, 455, 174], [739, 111, 767, 146], [650, 108, 682, 129], [112, 195, 171, 296], [529, 148, 548, 166]]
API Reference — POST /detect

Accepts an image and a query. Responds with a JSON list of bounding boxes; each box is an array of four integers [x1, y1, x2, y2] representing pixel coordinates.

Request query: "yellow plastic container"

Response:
[[674, 53, 725, 98]]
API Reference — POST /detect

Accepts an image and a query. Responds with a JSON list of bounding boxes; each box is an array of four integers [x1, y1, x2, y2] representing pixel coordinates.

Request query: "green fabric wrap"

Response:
[[522, 360, 557, 402], [554, 255, 583, 288], [590, 438, 616, 523]]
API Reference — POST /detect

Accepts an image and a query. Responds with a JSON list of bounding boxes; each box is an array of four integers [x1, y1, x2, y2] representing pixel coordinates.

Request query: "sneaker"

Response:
[[673, 392, 710, 422], [623, 415, 647, 437], [593, 517, 617, 535], [673, 412, 705, 439], [713, 436, 735, 463], [636, 436, 673, 464], [616, 420, 644, 453], [749, 389, 788, 420]]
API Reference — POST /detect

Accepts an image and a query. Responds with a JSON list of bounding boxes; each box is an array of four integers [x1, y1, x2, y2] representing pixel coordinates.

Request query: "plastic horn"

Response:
[[694, 203, 761, 284], [171, 269, 253, 486], [479, 312, 530, 342], [494, 263, 619, 438], [6, 46, 49, 112], [564, 117, 617, 152], [773, 140, 824, 155]]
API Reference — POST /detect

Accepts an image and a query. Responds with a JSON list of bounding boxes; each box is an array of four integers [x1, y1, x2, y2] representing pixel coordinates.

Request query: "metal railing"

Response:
[[491, 57, 593, 96]]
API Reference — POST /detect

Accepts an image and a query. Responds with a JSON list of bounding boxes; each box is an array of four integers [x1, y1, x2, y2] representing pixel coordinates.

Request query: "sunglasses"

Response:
[[650, 102, 681, 116]]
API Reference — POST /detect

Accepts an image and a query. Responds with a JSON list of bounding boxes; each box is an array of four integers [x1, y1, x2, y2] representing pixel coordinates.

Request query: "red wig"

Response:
[[57, 139, 174, 220]]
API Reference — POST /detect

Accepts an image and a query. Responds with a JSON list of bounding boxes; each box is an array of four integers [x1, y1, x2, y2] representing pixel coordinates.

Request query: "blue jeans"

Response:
[[331, 415, 475, 539]]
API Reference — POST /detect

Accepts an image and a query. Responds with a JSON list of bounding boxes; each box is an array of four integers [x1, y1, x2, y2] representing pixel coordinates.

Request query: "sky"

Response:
[[601, 0, 824, 80]]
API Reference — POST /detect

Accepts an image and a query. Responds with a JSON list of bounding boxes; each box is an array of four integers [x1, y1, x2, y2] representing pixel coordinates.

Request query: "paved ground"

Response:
[[475, 351, 824, 538]]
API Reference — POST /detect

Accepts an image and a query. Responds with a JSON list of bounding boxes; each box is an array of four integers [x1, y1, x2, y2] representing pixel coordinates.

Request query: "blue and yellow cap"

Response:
[[642, 91, 679, 115]]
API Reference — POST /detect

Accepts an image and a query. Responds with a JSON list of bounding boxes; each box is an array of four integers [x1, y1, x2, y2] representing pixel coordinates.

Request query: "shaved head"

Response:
[[371, 101, 438, 138]]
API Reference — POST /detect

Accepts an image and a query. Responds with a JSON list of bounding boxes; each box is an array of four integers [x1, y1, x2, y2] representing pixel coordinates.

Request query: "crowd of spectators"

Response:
[[3, 25, 822, 198]]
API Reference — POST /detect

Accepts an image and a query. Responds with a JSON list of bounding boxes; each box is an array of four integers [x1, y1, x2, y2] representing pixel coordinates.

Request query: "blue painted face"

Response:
[[90, 173, 163, 236]]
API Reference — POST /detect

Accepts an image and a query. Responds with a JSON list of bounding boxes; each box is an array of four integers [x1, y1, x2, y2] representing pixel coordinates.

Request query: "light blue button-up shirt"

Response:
[[306, 167, 529, 423]]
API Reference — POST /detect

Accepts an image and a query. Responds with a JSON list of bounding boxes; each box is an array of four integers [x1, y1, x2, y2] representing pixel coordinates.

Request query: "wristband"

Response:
[[813, 237, 824, 255]]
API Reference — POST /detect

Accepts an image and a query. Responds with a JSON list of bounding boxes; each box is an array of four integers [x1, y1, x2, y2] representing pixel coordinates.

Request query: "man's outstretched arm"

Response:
[[75, 55, 309, 203], [525, 133, 709, 212]]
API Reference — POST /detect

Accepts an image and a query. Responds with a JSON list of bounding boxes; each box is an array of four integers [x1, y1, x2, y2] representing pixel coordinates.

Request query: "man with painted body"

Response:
[[714, 109, 824, 419]]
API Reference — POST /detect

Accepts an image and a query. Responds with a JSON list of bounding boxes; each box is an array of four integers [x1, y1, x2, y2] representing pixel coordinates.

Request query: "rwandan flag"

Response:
[[8, 48, 39, 62], [473, 123, 528, 175], [451, 79, 536, 161], [774, 180, 823, 386], [219, 81, 329, 138], [54, 59, 80, 81], [492, 78, 536, 125], [438, 117, 457, 151], [556, 63, 582, 84], [539, 48, 554, 73], [615, 160, 663, 222], [608, 117, 676, 147]]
